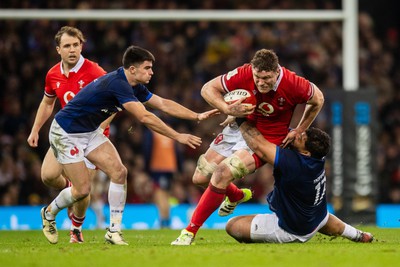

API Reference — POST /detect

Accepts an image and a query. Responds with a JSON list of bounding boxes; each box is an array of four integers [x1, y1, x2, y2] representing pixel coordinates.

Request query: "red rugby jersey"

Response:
[[44, 56, 106, 108], [221, 64, 313, 145]]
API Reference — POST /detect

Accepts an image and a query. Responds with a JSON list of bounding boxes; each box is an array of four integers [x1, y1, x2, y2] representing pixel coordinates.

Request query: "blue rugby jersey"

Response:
[[55, 67, 153, 133], [267, 146, 328, 235]]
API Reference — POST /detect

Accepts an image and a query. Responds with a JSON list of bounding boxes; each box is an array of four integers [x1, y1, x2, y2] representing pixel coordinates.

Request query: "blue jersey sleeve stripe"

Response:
[[274, 146, 280, 168], [145, 92, 153, 102]]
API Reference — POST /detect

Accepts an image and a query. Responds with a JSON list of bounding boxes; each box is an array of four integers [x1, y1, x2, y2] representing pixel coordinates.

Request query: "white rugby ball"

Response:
[[223, 89, 256, 106]]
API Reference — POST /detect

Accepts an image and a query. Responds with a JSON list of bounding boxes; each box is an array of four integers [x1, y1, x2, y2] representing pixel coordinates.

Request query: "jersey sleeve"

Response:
[[134, 84, 153, 102], [221, 64, 253, 93], [275, 147, 301, 182], [91, 63, 107, 78], [44, 71, 56, 98], [111, 79, 140, 104], [285, 68, 314, 104]]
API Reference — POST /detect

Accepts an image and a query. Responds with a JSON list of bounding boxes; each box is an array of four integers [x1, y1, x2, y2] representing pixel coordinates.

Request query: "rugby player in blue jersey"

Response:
[[40, 45, 218, 245], [224, 121, 373, 243]]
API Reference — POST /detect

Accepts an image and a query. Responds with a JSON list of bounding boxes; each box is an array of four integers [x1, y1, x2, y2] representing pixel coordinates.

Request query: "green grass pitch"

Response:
[[0, 227, 399, 267]]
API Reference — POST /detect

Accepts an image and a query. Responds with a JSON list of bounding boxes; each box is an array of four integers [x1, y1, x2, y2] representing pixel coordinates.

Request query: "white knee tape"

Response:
[[196, 154, 217, 177], [221, 155, 249, 179]]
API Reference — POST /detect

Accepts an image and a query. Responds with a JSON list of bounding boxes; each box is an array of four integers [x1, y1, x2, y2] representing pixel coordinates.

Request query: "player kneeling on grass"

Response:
[[225, 121, 373, 244]]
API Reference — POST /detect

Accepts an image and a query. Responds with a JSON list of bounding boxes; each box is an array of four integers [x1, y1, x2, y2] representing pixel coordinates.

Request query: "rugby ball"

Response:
[[223, 89, 256, 106]]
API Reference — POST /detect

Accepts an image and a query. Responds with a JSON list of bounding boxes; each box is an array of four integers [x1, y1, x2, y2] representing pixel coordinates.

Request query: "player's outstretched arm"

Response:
[[124, 101, 201, 149], [145, 94, 219, 121]]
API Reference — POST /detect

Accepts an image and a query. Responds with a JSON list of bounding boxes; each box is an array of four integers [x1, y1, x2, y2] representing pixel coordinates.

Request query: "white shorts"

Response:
[[250, 212, 329, 243], [49, 119, 109, 169], [209, 124, 253, 158]]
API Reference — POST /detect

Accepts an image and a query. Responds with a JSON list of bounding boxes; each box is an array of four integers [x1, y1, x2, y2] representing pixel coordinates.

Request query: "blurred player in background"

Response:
[[225, 122, 373, 244], [143, 123, 183, 228], [40, 45, 218, 245], [172, 49, 324, 245], [27, 26, 109, 243]]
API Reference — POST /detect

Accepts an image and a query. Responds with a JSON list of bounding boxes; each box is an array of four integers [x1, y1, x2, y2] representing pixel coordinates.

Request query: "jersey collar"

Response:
[[272, 65, 283, 91], [60, 55, 85, 74]]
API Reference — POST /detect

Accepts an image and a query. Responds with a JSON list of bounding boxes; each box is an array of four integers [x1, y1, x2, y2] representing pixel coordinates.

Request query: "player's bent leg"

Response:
[[225, 215, 254, 243], [88, 141, 127, 185], [41, 148, 68, 190], [193, 150, 225, 187], [216, 151, 255, 216], [319, 213, 374, 243], [87, 141, 128, 245], [69, 195, 90, 243]]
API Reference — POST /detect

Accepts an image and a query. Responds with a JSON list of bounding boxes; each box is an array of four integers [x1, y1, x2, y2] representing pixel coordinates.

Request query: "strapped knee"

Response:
[[221, 155, 250, 179], [196, 154, 217, 177]]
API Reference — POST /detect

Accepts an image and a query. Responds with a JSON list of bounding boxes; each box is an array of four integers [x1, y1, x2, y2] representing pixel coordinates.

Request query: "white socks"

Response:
[[46, 187, 76, 220], [108, 182, 126, 232], [341, 223, 359, 240]]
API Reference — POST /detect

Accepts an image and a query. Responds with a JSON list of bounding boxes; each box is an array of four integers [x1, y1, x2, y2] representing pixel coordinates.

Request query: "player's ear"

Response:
[[129, 65, 136, 74]]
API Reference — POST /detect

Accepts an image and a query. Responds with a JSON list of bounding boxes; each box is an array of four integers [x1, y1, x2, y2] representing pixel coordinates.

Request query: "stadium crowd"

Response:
[[0, 1, 399, 211]]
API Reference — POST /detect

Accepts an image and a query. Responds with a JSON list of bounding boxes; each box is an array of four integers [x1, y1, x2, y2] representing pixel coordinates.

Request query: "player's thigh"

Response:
[[62, 161, 91, 190], [41, 147, 63, 180], [250, 214, 300, 243], [86, 141, 124, 176], [226, 215, 255, 241], [203, 148, 227, 164]]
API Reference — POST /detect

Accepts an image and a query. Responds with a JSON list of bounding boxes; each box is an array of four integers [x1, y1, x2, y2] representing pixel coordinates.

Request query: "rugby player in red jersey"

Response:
[[172, 49, 324, 245], [27, 26, 109, 243]]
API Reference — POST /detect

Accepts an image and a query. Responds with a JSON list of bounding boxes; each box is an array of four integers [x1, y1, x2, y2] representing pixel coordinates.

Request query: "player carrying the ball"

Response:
[[172, 49, 324, 245]]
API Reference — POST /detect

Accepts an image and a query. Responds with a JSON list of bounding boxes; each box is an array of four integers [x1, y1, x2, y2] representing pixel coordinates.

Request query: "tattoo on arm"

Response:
[[241, 123, 272, 163], [241, 123, 262, 147]]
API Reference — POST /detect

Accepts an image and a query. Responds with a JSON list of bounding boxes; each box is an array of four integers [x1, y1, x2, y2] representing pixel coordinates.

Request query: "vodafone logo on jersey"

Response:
[[64, 91, 76, 104], [258, 102, 274, 116]]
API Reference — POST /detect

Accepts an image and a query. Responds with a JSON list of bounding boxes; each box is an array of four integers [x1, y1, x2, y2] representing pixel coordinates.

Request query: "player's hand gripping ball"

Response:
[[223, 89, 256, 107]]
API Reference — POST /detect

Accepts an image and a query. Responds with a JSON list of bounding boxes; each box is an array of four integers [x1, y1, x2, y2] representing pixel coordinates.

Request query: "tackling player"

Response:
[[39, 45, 218, 245], [172, 49, 324, 245], [27, 26, 108, 243], [225, 122, 373, 243]]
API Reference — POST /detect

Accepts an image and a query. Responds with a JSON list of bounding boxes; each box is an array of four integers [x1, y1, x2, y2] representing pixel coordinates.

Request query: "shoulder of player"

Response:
[[276, 147, 303, 170], [82, 59, 105, 71], [46, 62, 61, 76], [223, 63, 253, 88], [280, 67, 310, 86]]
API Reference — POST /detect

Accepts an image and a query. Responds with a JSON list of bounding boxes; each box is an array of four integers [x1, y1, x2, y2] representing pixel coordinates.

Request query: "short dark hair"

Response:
[[54, 26, 85, 46], [250, 49, 279, 72], [305, 127, 331, 159], [122, 45, 155, 69]]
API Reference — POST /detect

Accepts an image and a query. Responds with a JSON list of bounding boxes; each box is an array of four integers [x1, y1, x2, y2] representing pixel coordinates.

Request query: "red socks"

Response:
[[186, 183, 226, 235], [225, 183, 244, 202], [71, 214, 85, 228]]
